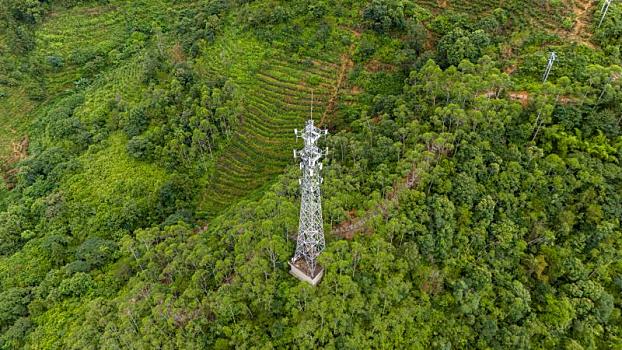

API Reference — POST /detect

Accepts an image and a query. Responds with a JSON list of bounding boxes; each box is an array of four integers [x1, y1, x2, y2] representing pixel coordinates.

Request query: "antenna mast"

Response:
[[311, 90, 314, 121], [289, 109, 328, 285]]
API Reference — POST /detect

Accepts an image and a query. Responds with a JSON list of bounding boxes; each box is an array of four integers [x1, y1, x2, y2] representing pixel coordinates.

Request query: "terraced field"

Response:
[[35, 0, 178, 95], [417, 0, 574, 30], [36, 4, 129, 94], [197, 38, 341, 215], [0, 31, 33, 163], [1, 3, 128, 163]]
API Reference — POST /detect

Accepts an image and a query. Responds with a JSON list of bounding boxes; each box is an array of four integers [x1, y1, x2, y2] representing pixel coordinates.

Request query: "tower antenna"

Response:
[[311, 90, 314, 121]]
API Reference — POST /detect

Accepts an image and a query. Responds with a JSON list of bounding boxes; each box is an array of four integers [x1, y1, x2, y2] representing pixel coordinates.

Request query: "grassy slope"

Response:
[[62, 132, 169, 239], [0, 3, 125, 166], [195, 31, 343, 215], [1, 0, 351, 217], [0, 0, 602, 213], [37, 4, 127, 94], [0, 32, 34, 162], [0, 0, 168, 161]]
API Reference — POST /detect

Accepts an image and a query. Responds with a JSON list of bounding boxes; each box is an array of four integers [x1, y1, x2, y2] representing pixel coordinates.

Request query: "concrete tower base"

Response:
[[289, 259, 324, 286]]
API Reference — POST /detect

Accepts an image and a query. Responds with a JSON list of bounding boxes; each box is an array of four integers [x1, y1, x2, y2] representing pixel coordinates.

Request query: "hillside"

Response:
[[1, 0, 621, 348]]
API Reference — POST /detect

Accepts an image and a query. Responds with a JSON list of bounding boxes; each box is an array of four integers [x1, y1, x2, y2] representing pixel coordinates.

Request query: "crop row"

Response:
[[200, 52, 337, 214]]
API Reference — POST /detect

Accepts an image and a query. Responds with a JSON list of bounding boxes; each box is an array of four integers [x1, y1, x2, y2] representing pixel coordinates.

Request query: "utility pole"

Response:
[[599, 0, 614, 28], [542, 52, 557, 83], [289, 111, 328, 286]]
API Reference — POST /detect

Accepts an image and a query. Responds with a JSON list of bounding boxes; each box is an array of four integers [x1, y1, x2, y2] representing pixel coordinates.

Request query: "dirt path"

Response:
[[567, 0, 597, 48], [1, 136, 29, 189], [333, 161, 424, 239], [478, 90, 582, 106], [509, 91, 531, 106], [319, 44, 355, 127], [328, 28, 429, 239], [320, 28, 360, 127], [573, 0, 595, 36], [505, 64, 517, 75]]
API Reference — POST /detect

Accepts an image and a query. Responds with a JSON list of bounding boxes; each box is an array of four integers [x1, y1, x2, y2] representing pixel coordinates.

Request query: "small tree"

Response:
[[363, 0, 406, 33]]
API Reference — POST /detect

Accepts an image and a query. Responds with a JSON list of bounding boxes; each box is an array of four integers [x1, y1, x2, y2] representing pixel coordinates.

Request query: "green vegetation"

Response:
[[1, 0, 621, 348], [197, 33, 341, 215]]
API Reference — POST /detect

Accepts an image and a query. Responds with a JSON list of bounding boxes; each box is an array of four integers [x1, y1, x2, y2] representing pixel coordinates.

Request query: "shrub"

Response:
[[123, 107, 148, 137], [46, 55, 64, 71], [127, 136, 153, 160], [75, 238, 119, 269]]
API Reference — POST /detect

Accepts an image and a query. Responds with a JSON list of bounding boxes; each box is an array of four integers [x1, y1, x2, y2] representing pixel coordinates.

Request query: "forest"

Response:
[[0, 0, 621, 348]]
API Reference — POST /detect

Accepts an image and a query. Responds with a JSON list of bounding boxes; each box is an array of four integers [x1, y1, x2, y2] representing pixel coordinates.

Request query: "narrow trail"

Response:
[[573, 0, 595, 37], [328, 28, 427, 239], [478, 90, 584, 106], [0, 136, 29, 189], [508, 91, 531, 106], [333, 161, 425, 239], [319, 43, 356, 127], [319, 27, 360, 127], [567, 0, 597, 48]]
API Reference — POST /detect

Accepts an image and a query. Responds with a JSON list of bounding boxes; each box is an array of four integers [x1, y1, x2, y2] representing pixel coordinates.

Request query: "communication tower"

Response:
[[289, 97, 328, 286]]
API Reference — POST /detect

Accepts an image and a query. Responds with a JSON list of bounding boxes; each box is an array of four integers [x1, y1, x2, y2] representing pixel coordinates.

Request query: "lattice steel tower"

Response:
[[290, 118, 328, 284], [542, 52, 557, 83], [599, 0, 614, 28]]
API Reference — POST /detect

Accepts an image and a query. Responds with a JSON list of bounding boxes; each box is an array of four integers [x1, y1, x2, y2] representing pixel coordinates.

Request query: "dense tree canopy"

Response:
[[0, 0, 621, 348]]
